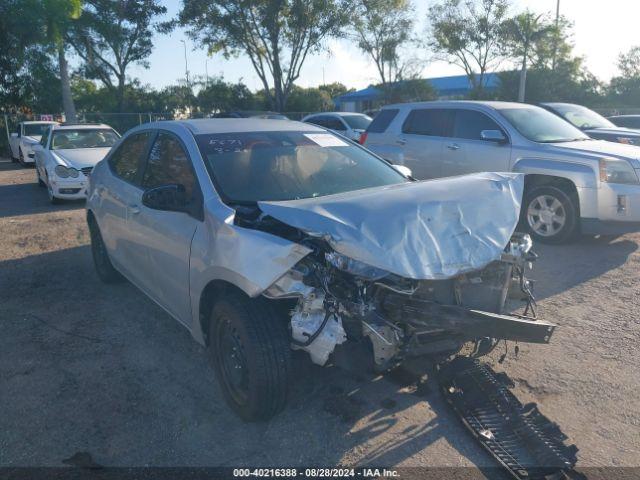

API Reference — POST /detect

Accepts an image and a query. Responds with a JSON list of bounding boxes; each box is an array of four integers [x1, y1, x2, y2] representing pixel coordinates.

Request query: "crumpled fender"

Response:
[[259, 172, 524, 280]]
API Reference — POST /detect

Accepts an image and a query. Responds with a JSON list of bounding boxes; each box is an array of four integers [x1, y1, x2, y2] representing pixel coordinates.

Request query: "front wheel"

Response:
[[522, 185, 578, 244], [36, 167, 46, 187], [47, 181, 62, 204], [18, 148, 25, 166], [209, 293, 291, 421]]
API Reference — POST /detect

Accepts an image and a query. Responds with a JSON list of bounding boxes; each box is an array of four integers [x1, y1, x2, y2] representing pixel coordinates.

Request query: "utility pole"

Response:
[[551, 0, 560, 71], [180, 39, 190, 86]]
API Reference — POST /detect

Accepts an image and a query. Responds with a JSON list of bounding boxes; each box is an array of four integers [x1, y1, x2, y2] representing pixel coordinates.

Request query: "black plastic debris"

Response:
[[438, 357, 580, 480]]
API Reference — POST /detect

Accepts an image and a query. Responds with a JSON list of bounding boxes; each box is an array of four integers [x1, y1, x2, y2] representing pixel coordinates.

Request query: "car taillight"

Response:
[[359, 132, 368, 145]]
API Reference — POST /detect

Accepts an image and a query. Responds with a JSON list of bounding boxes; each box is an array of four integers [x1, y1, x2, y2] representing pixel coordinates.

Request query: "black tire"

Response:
[[209, 292, 291, 421], [88, 218, 124, 283], [522, 184, 578, 244], [37, 168, 46, 187], [18, 148, 25, 166]]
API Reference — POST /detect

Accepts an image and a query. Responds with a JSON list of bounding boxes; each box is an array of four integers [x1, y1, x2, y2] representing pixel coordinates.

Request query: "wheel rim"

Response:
[[216, 318, 249, 406], [527, 194, 566, 237]]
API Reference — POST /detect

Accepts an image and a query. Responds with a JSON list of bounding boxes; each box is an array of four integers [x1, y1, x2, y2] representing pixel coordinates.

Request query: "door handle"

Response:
[[396, 138, 407, 146], [447, 143, 460, 151], [129, 204, 141, 215]]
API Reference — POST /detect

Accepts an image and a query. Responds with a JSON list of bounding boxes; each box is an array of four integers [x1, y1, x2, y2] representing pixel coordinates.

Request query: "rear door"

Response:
[[442, 109, 511, 177], [99, 131, 153, 283], [128, 131, 201, 324], [397, 108, 454, 180]]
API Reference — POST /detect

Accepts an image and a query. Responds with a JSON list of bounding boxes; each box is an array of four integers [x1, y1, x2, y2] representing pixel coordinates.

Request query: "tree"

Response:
[[68, 0, 167, 112], [42, 0, 83, 122], [382, 78, 436, 104], [196, 77, 256, 114], [426, 0, 510, 96], [608, 46, 640, 107], [503, 10, 554, 102], [177, 0, 349, 112], [351, 0, 415, 87]]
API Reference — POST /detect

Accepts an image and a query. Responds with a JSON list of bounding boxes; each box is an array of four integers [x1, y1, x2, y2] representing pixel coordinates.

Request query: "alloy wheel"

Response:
[[526, 194, 567, 237]]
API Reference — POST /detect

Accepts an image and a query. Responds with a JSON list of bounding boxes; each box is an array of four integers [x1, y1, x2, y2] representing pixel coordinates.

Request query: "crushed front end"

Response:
[[263, 231, 552, 370]]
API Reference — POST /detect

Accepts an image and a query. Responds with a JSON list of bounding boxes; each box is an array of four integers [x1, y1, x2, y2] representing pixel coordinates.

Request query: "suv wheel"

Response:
[[89, 218, 124, 283], [19, 148, 25, 166], [209, 293, 290, 421], [523, 185, 578, 244]]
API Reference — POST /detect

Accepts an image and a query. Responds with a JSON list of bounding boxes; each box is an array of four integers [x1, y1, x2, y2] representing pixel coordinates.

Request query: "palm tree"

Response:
[[504, 11, 554, 103], [42, 0, 82, 121]]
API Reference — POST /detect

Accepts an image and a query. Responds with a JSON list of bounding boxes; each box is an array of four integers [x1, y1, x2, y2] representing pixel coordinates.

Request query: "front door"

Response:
[[442, 109, 512, 177], [128, 131, 200, 325]]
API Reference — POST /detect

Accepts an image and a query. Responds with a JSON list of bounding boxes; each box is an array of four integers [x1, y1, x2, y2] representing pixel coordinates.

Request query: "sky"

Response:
[[121, 0, 640, 92]]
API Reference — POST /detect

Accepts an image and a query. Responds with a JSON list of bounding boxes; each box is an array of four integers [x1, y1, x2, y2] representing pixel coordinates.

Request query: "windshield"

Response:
[[342, 115, 372, 130], [196, 131, 407, 203], [23, 123, 52, 137], [550, 104, 615, 130], [499, 107, 590, 143], [51, 129, 119, 150]]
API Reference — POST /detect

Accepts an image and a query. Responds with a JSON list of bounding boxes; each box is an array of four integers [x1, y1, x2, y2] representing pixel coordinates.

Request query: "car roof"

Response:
[[539, 102, 581, 108], [21, 121, 58, 125], [144, 118, 326, 135], [608, 114, 640, 118], [53, 123, 114, 130], [306, 112, 369, 117], [381, 100, 529, 110]]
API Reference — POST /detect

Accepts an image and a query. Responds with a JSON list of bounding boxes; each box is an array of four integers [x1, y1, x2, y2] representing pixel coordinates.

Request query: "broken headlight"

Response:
[[325, 251, 389, 280]]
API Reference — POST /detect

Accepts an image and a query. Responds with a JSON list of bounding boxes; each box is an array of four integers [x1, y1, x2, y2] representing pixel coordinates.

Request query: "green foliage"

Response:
[[427, 0, 510, 91], [68, 0, 168, 112], [178, 0, 349, 111], [352, 0, 415, 86], [608, 46, 640, 107], [197, 78, 257, 113], [379, 78, 437, 104]]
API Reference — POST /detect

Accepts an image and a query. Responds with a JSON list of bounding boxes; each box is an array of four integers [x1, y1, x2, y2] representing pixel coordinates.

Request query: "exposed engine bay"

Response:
[[236, 203, 554, 371]]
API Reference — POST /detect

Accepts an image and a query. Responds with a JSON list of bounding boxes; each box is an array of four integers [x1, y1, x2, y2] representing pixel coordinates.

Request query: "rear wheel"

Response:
[[209, 293, 291, 421], [88, 218, 124, 283], [523, 185, 578, 244]]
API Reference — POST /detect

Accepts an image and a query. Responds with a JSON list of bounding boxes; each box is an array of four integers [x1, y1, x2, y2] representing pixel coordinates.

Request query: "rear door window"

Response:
[[367, 109, 399, 133], [305, 116, 327, 127], [108, 132, 151, 185], [402, 109, 453, 137], [452, 109, 504, 141], [142, 132, 197, 199]]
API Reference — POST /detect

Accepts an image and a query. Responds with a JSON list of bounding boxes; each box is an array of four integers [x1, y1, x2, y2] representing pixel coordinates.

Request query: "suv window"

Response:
[[109, 131, 151, 184], [142, 132, 196, 198], [452, 110, 504, 141], [402, 109, 453, 137], [367, 109, 398, 133]]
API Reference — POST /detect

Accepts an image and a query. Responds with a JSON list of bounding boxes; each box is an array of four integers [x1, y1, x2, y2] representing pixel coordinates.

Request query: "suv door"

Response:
[[131, 131, 201, 324], [102, 131, 153, 282], [398, 108, 454, 179], [442, 109, 511, 177]]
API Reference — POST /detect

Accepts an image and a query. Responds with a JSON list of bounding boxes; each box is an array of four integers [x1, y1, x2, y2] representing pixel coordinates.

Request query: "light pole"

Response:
[[552, 0, 560, 71], [180, 39, 190, 86]]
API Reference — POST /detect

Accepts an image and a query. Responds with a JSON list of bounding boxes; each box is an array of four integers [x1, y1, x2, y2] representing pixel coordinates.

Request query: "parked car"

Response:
[[87, 118, 552, 421], [540, 103, 640, 145], [302, 112, 372, 142], [608, 115, 640, 130], [33, 123, 120, 204], [9, 121, 59, 165], [363, 101, 640, 243]]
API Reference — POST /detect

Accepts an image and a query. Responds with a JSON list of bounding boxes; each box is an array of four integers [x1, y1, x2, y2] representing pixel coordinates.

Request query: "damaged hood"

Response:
[[259, 172, 524, 280]]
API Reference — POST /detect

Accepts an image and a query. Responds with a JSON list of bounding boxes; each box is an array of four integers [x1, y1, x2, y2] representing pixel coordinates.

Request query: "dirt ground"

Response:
[[1, 158, 638, 473]]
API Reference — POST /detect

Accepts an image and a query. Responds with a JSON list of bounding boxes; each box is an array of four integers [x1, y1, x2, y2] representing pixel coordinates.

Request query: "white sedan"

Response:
[[33, 123, 120, 204], [9, 121, 59, 165]]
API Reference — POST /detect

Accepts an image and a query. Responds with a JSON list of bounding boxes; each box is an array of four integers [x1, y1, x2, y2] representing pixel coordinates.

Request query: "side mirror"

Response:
[[142, 184, 190, 213], [392, 164, 413, 177], [480, 129, 507, 144]]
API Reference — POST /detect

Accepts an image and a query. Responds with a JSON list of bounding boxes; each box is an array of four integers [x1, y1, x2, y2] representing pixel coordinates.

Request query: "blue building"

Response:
[[334, 73, 501, 112]]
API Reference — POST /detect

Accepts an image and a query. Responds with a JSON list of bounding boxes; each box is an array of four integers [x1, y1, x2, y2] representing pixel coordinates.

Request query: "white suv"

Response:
[[363, 101, 640, 243]]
